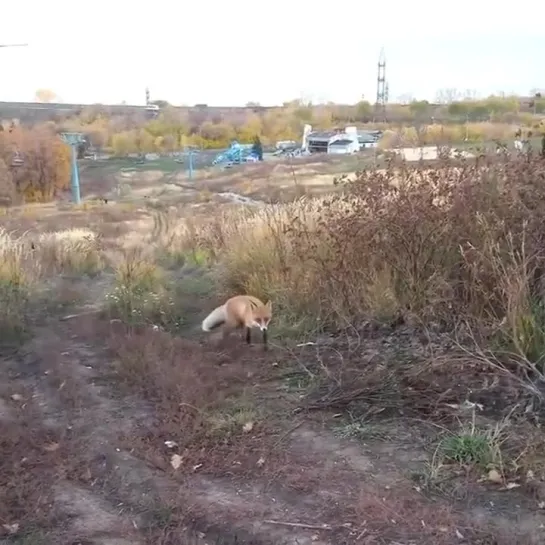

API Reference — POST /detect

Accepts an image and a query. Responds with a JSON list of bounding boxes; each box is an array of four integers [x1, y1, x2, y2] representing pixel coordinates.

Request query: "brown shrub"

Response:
[[0, 158, 16, 205], [0, 124, 71, 203], [298, 155, 545, 370], [181, 152, 545, 387]]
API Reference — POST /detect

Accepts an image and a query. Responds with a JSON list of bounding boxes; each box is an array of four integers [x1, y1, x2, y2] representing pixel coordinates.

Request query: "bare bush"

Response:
[[0, 125, 70, 203], [178, 153, 545, 383], [0, 158, 16, 206]]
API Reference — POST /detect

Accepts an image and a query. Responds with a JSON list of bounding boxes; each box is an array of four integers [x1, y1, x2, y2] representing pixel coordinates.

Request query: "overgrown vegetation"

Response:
[[182, 153, 545, 381], [3, 93, 545, 156], [0, 125, 70, 204], [3, 148, 545, 543]]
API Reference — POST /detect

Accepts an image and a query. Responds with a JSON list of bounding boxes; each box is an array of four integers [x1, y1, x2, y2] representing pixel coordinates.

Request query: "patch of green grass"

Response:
[[433, 414, 508, 473], [206, 406, 259, 439], [105, 283, 186, 332], [161, 248, 214, 270], [105, 250, 186, 331], [440, 433, 495, 467], [334, 414, 392, 442], [416, 412, 510, 494], [281, 370, 316, 393], [205, 395, 260, 439]]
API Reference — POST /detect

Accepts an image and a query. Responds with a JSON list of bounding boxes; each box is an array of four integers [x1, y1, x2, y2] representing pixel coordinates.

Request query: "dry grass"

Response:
[[0, 386, 83, 543], [350, 482, 538, 545], [0, 226, 107, 344], [168, 153, 545, 384], [108, 324, 278, 476], [2, 149, 545, 543]]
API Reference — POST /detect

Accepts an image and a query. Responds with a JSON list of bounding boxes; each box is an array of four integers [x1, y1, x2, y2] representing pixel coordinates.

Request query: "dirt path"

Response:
[[2, 276, 545, 545]]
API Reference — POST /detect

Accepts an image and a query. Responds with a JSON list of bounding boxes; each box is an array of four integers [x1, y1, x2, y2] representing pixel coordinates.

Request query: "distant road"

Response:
[[0, 101, 279, 120]]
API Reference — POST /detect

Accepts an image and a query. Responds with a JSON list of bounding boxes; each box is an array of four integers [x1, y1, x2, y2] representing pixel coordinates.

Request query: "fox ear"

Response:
[[265, 300, 272, 310]]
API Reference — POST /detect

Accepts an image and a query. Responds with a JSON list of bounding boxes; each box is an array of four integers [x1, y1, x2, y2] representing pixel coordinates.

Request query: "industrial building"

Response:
[[306, 127, 381, 154], [357, 130, 381, 149], [328, 139, 360, 155]]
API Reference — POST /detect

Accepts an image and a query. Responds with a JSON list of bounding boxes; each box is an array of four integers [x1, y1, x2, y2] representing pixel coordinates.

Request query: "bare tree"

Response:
[[435, 88, 461, 104]]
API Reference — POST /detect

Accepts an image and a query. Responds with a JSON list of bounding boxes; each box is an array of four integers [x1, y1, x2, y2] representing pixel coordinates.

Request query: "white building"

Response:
[[306, 127, 381, 154], [328, 138, 359, 154]]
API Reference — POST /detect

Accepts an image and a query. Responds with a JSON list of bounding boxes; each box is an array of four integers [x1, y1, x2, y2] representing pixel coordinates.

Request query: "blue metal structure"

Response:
[[60, 132, 85, 204], [187, 148, 197, 180], [175, 147, 200, 180], [212, 140, 259, 167]]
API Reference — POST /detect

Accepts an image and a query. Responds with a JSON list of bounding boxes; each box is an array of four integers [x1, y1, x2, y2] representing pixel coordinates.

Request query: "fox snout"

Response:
[[253, 322, 269, 331]]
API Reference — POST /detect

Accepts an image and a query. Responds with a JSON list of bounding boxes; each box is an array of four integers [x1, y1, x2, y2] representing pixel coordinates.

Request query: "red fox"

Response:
[[202, 295, 272, 350]]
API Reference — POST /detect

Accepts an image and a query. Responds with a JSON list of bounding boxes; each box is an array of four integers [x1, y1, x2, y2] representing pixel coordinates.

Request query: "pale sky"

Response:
[[2, 0, 544, 106]]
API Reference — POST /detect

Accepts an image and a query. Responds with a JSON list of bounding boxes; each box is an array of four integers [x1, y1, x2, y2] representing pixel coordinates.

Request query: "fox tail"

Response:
[[202, 305, 226, 332]]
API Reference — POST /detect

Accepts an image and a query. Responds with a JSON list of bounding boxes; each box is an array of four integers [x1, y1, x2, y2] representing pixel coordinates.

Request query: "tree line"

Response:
[[0, 93, 543, 204], [27, 95, 537, 156]]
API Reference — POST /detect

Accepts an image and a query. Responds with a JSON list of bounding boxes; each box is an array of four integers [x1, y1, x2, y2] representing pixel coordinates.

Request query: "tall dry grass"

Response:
[[0, 226, 106, 341], [176, 153, 545, 376]]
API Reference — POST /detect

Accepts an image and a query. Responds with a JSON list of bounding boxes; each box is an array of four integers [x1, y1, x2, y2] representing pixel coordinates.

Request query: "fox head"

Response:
[[252, 300, 272, 331]]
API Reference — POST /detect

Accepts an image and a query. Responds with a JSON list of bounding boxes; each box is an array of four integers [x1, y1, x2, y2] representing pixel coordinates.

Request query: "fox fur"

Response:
[[202, 295, 272, 349]]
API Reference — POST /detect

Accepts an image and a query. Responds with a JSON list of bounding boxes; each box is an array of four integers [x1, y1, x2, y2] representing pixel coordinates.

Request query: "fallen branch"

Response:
[[270, 420, 304, 451], [60, 309, 101, 321], [263, 520, 333, 530]]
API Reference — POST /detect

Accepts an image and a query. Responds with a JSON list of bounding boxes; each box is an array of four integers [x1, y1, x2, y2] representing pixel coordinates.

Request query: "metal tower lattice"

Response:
[[374, 48, 388, 121], [145, 87, 150, 105]]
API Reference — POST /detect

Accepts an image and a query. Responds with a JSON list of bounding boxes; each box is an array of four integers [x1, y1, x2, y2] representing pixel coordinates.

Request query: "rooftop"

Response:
[[329, 139, 354, 146], [307, 130, 338, 141]]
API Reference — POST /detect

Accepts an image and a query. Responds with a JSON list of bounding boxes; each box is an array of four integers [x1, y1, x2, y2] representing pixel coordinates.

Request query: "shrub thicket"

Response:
[[0, 125, 70, 203], [187, 152, 545, 376]]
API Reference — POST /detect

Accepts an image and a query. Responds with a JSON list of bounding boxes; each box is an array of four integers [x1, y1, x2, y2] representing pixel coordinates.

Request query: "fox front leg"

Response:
[[246, 327, 252, 345], [262, 328, 268, 351]]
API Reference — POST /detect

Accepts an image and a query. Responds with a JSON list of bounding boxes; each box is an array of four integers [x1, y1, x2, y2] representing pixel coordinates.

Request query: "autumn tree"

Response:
[[199, 121, 236, 147], [0, 158, 16, 205], [3, 126, 70, 202], [34, 88, 58, 103], [409, 100, 431, 118], [355, 100, 372, 121], [111, 132, 135, 156], [435, 88, 461, 104], [87, 128, 109, 150]]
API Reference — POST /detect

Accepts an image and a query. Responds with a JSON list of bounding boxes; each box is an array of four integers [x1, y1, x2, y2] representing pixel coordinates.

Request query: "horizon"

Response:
[[3, 0, 544, 106], [0, 92, 537, 109]]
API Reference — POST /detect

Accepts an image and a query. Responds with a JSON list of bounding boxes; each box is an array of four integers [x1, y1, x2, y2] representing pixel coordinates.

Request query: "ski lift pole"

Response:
[[69, 144, 81, 204], [188, 149, 194, 180], [60, 132, 84, 204]]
